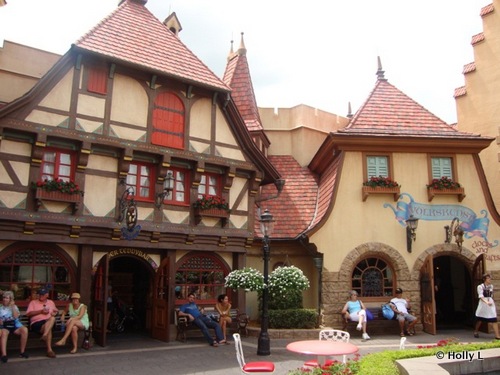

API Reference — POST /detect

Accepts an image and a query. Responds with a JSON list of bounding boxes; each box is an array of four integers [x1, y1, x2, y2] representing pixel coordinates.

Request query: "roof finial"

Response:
[[227, 39, 234, 61], [347, 102, 353, 118], [237, 32, 247, 56], [376, 56, 386, 81]]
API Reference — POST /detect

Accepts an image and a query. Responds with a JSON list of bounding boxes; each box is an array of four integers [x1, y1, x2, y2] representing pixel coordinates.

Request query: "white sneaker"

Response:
[[362, 333, 371, 340], [356, 322, 362, 331]]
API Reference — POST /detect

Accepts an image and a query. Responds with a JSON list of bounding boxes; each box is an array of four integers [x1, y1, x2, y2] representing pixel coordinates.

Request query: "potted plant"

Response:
[[362, 176, 400, 201], [193, 194, 230, 222], [426, 176, 465, 202], [225, 267, 264, 292], [32, 179, 83, 213]]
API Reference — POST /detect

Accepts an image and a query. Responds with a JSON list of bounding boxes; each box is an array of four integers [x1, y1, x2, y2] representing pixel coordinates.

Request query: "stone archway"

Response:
[[322, 242, 412, 328]]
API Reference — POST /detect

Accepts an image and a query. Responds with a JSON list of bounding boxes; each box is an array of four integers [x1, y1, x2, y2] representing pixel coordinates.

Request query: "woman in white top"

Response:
[[341, 290, 370, 340], [473, 273, 500, 340]]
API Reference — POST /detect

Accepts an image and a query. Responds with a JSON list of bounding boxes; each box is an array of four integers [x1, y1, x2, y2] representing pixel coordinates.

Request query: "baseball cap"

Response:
[[395, 288, 403, 294], [38, 288, 49, 295], [71, 293, 81, 299]]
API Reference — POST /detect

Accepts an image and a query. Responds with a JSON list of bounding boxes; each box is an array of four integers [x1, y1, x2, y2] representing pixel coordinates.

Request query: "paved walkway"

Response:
[[1, 329, 497, 374]]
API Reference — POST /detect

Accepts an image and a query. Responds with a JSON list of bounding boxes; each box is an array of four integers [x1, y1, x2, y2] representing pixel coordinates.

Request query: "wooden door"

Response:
[[421, 255, 436, 334], [152, 257, 170, 341], [92, 254, 109, 346], [472, 254, 488, 333]]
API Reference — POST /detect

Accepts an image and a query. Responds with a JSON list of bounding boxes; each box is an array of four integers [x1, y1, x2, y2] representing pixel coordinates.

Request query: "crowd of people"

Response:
[[0, 277, 498, 359], [0, 287, 89, 362]]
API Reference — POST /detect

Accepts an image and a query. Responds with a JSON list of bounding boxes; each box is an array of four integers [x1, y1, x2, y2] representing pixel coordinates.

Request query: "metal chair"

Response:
[[302, 329, 351, 369], [233, 333, 275, 373]]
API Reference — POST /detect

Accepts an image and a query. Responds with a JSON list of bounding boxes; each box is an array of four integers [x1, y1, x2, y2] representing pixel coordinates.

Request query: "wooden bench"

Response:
[[10, 312, 90, 349], [175, 307, 248, 342], [341, 306, 400, 336]]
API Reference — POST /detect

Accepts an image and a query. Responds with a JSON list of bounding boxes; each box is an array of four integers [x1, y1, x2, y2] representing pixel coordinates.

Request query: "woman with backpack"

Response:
[[341, 290, 371, 340]]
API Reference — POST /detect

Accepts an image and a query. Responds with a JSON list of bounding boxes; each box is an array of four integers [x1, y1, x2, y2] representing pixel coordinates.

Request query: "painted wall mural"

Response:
[[384, 193, 499, 254]]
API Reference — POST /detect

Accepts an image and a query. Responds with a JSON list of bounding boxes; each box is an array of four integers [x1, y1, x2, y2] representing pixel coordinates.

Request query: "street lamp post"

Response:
[[257, 209, 274, 356]]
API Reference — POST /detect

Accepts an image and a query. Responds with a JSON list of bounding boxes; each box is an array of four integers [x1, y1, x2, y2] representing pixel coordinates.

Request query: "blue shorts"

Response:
[[30, 319, 49, 334]]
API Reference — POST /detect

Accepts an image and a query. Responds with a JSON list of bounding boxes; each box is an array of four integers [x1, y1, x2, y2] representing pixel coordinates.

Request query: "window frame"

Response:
[[363, 152, 395, 181], [161, 167, 190, 206], [0, 245, 76, 308], [174, 253, 229, 306], [351, 256, 396, 302], [126, 161, 156, 202], [197, 172, 222, 199], [39, 148, 77, 182], [428, 155, 457, 181]]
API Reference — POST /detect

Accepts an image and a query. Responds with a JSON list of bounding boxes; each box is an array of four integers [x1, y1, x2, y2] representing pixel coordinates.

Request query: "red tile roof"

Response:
[[480, 3, 494, 17], [223, 35, 264, 132], [471, 32, 485, 45], [463, 62, 476, 74], [256, 156, 319, 239], [454, 86, 467, 98], [75, 0, 229, 92], [342, 77, 475, 137]]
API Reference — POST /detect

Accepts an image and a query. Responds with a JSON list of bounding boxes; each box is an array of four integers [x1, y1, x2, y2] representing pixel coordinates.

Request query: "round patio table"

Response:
[[286, 339, 359, 366]]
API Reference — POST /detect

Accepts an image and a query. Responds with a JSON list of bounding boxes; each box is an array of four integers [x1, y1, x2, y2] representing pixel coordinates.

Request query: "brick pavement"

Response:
[[0, 329, 496, 375]]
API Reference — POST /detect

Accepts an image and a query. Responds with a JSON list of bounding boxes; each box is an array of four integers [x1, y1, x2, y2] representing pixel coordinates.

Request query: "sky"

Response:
[[0, 0, 492, 124]]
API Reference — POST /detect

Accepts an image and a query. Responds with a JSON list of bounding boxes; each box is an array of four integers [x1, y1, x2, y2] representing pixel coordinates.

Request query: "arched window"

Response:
[[174, 253, 229, 304], [351, 257, 395, 299], [152, 92, 185, 149], [0, 245, 75, 307]]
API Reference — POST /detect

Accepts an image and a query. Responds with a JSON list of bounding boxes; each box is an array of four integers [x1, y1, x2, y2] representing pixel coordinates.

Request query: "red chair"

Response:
[[233, 333, 275, 373]]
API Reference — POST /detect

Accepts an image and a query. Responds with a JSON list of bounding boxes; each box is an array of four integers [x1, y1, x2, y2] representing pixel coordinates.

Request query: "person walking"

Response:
[[473, 273, 500, 339]]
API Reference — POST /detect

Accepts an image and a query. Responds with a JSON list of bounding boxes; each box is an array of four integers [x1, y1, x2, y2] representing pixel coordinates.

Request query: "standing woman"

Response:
[[341, 290, 371, 340], [0, 291, 29, 362], [473, 274, 500, 339], [55, 292, 90, 353], [215, 294, 231, 343]]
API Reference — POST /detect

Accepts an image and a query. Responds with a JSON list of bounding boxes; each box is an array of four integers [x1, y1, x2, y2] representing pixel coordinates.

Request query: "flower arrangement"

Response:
[[268, 266, 310, 297], [288, 355, 360, 374], [225, 267, 264, 292], [426, 176, 461, 190], [363, 176, 400, 188], [193, 194, 230, 211], [32, 179, 82, 195]]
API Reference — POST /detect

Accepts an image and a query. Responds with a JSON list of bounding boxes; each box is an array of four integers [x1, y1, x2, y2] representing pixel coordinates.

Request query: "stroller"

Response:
[[108, 296, 141, 333]]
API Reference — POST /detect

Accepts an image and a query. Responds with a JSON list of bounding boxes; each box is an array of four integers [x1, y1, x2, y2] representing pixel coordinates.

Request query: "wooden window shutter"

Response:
[[87, 67, 107, 95], [152, 92, 185, 149]]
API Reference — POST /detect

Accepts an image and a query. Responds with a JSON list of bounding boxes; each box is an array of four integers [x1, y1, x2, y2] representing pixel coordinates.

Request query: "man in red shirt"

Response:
[[26, 288, 58, 358]]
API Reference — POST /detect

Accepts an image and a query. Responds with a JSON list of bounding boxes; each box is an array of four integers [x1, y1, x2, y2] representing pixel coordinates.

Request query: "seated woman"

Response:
[[341, 290, 371, 340], [0, 291, 29, 362], [55, 292, 90, 354], [215, 294, 232, 343]]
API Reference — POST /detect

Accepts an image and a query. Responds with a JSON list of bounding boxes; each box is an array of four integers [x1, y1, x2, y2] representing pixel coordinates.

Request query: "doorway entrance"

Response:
[[420, 254, 474, 335], [108, 256, 152, 334], [92, 254, 154, 346], [433, 256, 473, 329]]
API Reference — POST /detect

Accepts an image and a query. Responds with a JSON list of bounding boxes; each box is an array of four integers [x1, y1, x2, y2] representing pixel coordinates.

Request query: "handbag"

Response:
[[365, 308, 374, 321], [381, 303, 396, 320]]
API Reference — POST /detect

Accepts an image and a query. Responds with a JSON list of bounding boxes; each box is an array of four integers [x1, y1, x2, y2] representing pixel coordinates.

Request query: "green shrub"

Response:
[[268, 308, 317, 329]]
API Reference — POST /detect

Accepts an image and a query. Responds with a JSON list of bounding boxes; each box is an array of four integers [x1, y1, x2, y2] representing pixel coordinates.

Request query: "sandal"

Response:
[[473, 332, 479, 338], [407, 331, 414, 336], [400, 332, 405, 337], [211, 342, 218, 347], [218, 340, 227, 345]]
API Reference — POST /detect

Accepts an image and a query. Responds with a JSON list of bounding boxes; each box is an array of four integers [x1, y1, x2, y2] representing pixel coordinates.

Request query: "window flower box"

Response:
[[193, 207, 230, 218], [427, 187, 466, 202], [362, 186, 401, 202], [426, 177, 465, 202], [35, 188, 82, 214]]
